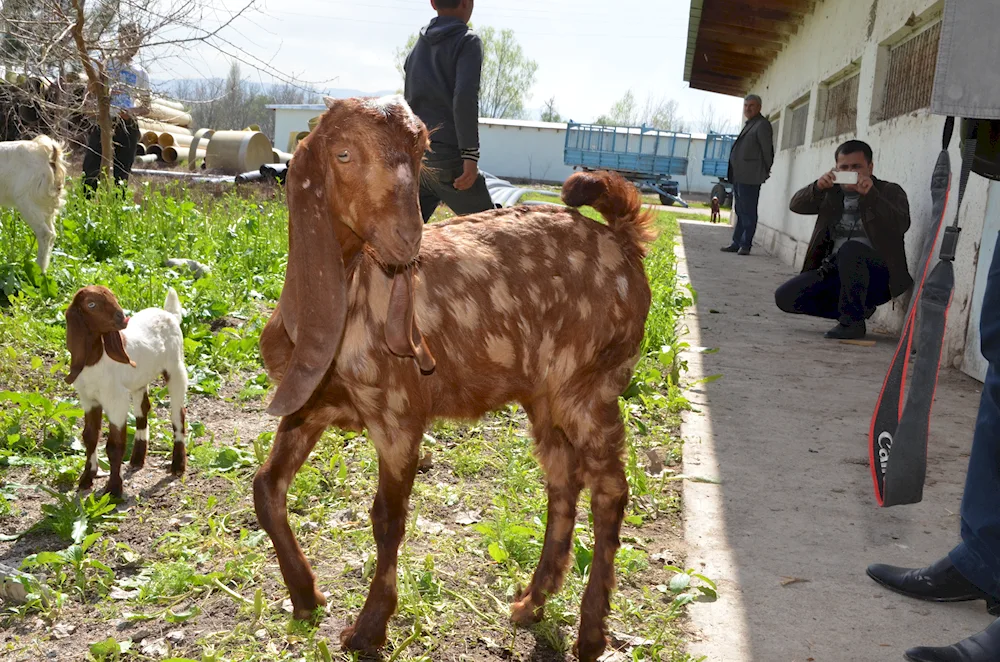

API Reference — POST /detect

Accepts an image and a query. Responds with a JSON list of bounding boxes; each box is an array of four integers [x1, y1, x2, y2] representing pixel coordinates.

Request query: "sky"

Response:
[[146, 0, 745, 129]]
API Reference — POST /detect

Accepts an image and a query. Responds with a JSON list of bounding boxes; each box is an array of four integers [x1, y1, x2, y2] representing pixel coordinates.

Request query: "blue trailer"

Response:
[[563, 121, 692, 207], [702, 131, 739, 208]]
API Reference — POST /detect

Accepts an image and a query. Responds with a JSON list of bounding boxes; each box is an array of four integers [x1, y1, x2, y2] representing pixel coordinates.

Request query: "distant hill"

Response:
[[151, 78, 396, 102]]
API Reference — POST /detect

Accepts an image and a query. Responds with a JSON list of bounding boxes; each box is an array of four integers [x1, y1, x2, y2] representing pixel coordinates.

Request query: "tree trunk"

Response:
[[96, 68, 113, 177]]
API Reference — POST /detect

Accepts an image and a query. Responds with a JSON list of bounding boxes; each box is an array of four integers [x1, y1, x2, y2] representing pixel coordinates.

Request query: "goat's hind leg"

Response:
[[511, 405, 583, 626], [253, 411, 330, 621], [573, 404, 629, 662], [340, 425, 422, 652], [128, 389, 150, 470], [21, 207, 55, 273], [78, 405, 103, 490], [165, 367, 188, 475]]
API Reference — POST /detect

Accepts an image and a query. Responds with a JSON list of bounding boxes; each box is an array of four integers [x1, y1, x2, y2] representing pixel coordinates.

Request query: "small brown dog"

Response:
[[710, 196, 721, 223]]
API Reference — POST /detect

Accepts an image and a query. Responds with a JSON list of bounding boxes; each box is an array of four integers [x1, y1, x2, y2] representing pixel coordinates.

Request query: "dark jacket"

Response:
[[403, 16, 483, 158], [728, 114, 774, 185], [790, 177, 914, 297]]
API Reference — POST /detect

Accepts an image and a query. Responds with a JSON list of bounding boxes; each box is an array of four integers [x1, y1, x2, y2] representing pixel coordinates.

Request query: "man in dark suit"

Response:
[[774, 140, 913, 340], [723, 94, 774, 255]]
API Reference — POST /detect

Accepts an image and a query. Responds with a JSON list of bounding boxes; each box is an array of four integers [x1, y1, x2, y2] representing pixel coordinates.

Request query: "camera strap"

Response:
[[868, 116, 971, 507]]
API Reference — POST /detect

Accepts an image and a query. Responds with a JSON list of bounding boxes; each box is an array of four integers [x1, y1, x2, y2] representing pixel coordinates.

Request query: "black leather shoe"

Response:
[[824, 321, 866, 339], [867, 557, 1000, 615], [721, 244, 739, 253], [905, 617, 1000, 662]]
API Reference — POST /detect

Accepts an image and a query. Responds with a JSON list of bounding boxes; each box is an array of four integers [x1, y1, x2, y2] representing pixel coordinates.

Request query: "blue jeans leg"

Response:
[[949, 230, 1000, 598], [733, 183, 761, 249]]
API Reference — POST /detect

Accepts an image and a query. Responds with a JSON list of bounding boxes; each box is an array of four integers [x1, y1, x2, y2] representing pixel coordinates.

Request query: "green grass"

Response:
[[0, 179, 708, 662]]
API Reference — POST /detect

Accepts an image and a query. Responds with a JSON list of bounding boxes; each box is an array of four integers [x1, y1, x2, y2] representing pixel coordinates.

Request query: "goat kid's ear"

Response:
[[64, 305, 89, 384], [102, 330, 135, 368], [266, 143, 347, 417], [323, 96, 339, 110]]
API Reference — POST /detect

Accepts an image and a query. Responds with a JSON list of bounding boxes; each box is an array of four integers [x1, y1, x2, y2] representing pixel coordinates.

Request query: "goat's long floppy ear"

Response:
[[265, 142, 347, 417], [65, 306, 90, 385], [102, 330, 134, 367]]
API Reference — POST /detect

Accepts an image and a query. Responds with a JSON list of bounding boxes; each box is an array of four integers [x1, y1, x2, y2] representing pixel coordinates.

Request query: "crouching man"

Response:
[[774, 140, 913, 339]]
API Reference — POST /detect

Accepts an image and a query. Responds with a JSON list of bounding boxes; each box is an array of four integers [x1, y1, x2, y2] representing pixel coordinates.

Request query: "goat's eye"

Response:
[[87, 302, 96, 309], [337, 150, 350, 163]]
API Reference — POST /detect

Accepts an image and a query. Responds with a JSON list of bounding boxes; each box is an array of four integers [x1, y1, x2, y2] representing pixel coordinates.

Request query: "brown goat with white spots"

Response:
[[254, 95, 655, 662]]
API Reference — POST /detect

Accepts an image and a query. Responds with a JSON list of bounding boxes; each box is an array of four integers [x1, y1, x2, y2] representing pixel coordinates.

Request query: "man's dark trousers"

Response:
[[774, 240, 891, 325], [82, 116, 140, 196], [732, 182, 761, 249], [949, 230, 1000, 600]]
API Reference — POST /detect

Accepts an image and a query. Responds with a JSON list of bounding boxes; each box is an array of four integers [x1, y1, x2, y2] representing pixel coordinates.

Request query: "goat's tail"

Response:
[[163, 287, 183, 321], [31, 134, 68, 211], [561, 170, 658, 257]]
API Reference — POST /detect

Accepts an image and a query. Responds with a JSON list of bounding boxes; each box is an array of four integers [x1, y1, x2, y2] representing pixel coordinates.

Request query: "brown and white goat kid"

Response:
[[255, 95, 654, 662], [0, 135, 68, 273], [64, 286, 188, 497]]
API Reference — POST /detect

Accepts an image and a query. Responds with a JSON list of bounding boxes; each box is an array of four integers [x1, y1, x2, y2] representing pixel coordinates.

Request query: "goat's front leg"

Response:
[[253, 412, 329, 621], [340, 427, 421, 653], [104, 421, 128, 498], [77, 405, 103, 491]]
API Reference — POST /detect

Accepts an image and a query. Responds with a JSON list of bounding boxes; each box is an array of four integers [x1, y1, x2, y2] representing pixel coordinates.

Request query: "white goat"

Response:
[[0, 135, 68, 273], [64, 285, 189, 497]]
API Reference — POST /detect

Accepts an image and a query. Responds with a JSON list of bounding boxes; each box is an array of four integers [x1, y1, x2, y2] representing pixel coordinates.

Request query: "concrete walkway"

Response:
[[676, 219, 994, 662]]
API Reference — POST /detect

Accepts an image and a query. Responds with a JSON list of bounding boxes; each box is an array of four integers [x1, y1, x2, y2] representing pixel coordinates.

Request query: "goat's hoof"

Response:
[[128, 459, 145, 472], [102, 485, 124, 501], [170, 444, 187, 476], [573, 632, 608, 662], [290, 589, 326, 622], [510, 596, 544, 626], [339, 621, 387, 653], [77, 473, 94, 491]]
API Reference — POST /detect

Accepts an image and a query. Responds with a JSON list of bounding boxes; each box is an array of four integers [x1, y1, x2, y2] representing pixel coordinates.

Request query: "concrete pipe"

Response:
[[204, 130, 275, 174], [147, 102, 192, 127], [272, 149, 293, 164], [147, 144, 163, 160], [151, 97, 186, 111], [135, 143, 146, 157], [163, 146, 206, 164], [138, 118, 192, 136], [158, 132, 199, 149], [141, 131, 159, 146], [134, 154, 158, 165]]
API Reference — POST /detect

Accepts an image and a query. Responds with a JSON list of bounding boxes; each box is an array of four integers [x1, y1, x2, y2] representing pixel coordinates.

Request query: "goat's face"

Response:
[[65, 285, 133, 384], [69, 285, 127, 334], [265, 95, 432, 417], [313, 95, 428, 267]]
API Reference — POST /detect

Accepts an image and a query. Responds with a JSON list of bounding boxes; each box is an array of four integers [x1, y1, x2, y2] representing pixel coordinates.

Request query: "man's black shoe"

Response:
[[738, 246, 751, 256], [721, 245, 739, 253], [866, 557, 1000, 614], [824, 321, 866, 340], [905, 617, 1000, 662]]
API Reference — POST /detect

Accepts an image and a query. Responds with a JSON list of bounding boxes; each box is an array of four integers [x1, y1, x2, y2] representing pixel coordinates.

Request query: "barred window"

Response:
[[819, 73, 859, 140], [880, 21, 941, 121], [784, 98, 809, 150]]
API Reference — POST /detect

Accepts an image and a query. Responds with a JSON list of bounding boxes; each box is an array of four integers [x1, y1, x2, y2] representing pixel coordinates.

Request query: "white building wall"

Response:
[[477, 121, 575, 184], [746, 0, 989, 375], [271, 105, 325, 152]]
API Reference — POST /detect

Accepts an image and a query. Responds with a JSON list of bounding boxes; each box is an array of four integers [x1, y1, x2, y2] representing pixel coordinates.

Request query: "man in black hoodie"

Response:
[[404, 0, 494, 222]]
